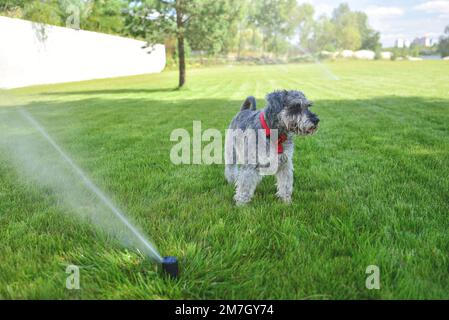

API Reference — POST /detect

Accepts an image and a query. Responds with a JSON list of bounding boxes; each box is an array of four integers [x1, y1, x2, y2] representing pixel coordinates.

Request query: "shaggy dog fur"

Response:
[[225, 90, 319, 206]]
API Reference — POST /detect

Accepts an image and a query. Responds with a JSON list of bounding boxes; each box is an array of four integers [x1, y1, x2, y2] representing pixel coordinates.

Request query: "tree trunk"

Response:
[[177, 35, 186, 88], [176, 1, 186, 88]]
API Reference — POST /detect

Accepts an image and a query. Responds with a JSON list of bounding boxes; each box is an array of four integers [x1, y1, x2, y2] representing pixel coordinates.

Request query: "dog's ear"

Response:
[[265, 90, 285, 114], [264, 90, 287, 128]]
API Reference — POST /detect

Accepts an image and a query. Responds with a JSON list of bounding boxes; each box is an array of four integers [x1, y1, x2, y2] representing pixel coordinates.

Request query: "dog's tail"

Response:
[[241, 96, 257, 111]]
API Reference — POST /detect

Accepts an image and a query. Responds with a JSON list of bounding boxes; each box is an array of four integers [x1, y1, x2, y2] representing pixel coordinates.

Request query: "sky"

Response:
[[297, 0, 449, 47]]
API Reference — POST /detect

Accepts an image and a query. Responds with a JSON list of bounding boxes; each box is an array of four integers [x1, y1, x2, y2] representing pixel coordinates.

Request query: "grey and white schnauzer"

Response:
[[225, 90, 319, 206]]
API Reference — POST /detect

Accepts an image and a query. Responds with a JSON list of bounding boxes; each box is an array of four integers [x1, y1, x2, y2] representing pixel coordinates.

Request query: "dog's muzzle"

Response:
[[308, 116, 320, 134]]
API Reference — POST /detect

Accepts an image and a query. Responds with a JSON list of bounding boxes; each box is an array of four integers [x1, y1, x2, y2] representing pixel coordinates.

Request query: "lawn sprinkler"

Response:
[[18, 108, 180, 280], [162, 256, 179, 278]]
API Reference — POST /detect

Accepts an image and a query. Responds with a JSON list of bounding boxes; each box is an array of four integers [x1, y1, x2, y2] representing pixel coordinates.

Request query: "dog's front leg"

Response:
[[234, 165, 261, 206], [276, 160, 293, 204]]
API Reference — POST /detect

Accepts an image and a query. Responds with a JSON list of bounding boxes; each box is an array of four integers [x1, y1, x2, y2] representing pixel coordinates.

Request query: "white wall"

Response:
[[0, 16, 166, 89]]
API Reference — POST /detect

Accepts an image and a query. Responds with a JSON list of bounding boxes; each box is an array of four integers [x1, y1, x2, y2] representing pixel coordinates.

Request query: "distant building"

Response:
[[430, 38, 438, 46], [395, 36, 436, 49], [395, 38, 404, 48], [395, 38, 411, 48], [413, 36, 432, 47]]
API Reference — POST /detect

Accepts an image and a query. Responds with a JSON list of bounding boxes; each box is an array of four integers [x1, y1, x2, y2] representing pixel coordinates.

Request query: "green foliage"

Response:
[[409, 43, 422, 57], [390, 47, 406, 60], [19, 0, 64, 26], [313, 16, 337, 52], [234, 27, 265, 56], [356, 10, 381, 51], [296, 3, 315, 52], [125, 0, 238, 86], [187, 1, 240, 54], [250, 0, 299, 55], [389, 43, 431, 60], [80, 0, 126, 35], [292, 3, 381, 54], [329, 3, 379, 51], [1, 1, 382, 57], [374, 46, 382, 60], [126, 0, 236, 54], [0, 0, 127, 35], [331, 3, 360, 50], [224, 0, 269, 56], [438, 25, 449, 57], [0, 0, 27, 14], [362, 31, 381, 51]]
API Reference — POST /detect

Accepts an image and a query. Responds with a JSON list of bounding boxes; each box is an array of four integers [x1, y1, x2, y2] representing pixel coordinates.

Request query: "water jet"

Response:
[[14, 108, 179, 275]]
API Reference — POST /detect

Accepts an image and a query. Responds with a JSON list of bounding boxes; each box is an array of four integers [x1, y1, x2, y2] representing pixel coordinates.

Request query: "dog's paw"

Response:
[[279, 195, 292, 204], [234, 194, 251, 207], [235, 200, 248, 207]]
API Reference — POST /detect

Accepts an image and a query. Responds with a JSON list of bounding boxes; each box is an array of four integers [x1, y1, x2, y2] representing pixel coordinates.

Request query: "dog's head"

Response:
[[265, 90, 319, 136]]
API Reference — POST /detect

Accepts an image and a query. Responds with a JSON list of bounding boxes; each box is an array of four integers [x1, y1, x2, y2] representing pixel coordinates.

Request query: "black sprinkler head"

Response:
[[162, 256, 179, 278]]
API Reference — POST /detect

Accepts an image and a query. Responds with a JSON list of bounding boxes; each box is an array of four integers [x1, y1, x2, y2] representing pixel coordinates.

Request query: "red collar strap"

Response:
[[260, 111, 288, 154]]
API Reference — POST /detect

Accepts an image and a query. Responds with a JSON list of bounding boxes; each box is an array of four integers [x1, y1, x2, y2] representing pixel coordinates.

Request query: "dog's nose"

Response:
[[314, 117, 320, 125]]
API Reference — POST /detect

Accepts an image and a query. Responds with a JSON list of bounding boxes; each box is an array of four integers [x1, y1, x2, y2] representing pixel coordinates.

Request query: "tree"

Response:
[[362, 30, 380, 51], [250, 0, 299, 55], [126, 0, 235, 88], [0, 0, 128, 35], [0, 0, 63, 25], [331, 4, 361, 50], [0, 0, 27, 16], [295, 3, 315, 51], [312, 15, 337, 52], [439, 25, 449, 57], [221, 0, 252, 57], [80, 0, 126, 35], [355, 11, 380, 51], [329, 3, 380, 51]]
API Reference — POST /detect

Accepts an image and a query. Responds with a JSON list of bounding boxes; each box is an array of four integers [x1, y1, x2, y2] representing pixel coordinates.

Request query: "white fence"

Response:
[[0, 16, 166, 89]]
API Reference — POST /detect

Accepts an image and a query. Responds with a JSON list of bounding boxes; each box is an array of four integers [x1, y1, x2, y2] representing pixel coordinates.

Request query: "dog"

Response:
[[224, 90, 319, 206]]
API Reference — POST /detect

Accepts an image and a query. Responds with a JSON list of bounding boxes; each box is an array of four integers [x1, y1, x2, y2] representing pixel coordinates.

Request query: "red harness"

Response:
[[259, 111, 288, 154]]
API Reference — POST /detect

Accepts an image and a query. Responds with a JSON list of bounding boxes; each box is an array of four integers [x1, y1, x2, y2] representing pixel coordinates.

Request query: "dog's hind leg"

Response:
[[234, 166, 261, 206]]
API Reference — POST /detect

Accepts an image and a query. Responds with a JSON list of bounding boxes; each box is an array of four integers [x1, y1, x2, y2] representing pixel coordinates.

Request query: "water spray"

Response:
[[297, 47, 339, 81], [17, 108, 179, 278]]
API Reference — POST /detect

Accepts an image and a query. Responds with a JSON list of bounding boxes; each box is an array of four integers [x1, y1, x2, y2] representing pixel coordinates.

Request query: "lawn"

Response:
[[0, 60, 448, 299]]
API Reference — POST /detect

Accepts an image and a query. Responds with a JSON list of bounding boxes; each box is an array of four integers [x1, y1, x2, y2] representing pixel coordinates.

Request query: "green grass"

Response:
[[0, 60, 448, 299]]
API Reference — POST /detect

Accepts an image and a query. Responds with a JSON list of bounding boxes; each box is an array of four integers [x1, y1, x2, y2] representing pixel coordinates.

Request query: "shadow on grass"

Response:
[[2, 95, 449, 141], [40, 87, 180, 96], [2, 95, 448, 196], [6, 94, 449, 123]]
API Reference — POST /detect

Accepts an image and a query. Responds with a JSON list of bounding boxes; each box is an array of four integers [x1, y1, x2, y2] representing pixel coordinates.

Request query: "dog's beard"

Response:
[[280, 112, 318, 136]]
